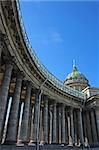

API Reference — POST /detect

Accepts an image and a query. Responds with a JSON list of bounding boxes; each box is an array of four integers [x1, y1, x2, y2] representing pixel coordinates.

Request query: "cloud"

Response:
[[32, 28, 63, 46], [50, 31, 63, 43]]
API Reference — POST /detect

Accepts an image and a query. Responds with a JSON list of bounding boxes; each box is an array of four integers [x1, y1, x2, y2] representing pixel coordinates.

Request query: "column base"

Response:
[[39, 143, 44, 145], [61, 144, 64, 146], [17, 140, 29, 145], [43, 142, 48, 145], [28, 141, 38, 146], [67, 144, 74, 147], [40, 140, 45, 145], [28, 142, 36, 146], [51, 143, 57, 144], [4, 140, 17, 145], [16, 143, 24, 146]]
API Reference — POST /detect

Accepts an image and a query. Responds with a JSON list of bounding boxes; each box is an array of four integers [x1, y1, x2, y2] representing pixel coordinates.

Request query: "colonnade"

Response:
[[0, 58, 98, 147]]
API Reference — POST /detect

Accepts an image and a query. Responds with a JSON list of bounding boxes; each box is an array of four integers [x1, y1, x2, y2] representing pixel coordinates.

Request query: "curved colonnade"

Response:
[[0, 0, 99, 147]]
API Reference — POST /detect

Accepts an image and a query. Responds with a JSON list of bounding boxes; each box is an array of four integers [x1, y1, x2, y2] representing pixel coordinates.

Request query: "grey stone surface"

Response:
[[61, 105, 66, 144], [32, 93, 39, 142], [19, 81, 32, 142], [58, 106, 62, 144], [0, 145, 99, 150], [49, 106, 52, 144], [70, 108, 74, 145], [5, 73, 23, 143], [73, 111, 77, 145], [43, 98, 48, 143], [78, 109, 84, 145], [86, 112, 92, 145], [90, 110, 98, 143], [0, 62, 13, 142], [52, 102, 57, 143], [95, 108, 99, 138]]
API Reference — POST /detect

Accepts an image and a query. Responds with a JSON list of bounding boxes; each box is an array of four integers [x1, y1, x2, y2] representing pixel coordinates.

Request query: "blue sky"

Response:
[[20, 1, 99, 87]]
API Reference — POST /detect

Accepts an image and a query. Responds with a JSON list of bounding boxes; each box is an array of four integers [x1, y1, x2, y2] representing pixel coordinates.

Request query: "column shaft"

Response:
[[0, 62, 13, 142], [58, 106, 61, 144], [52, 102, 57, 143], [19, 81, 32, 143], [0, 33, 3, 64], [78, 109, 84, 145], [74, 110, 77, 145], [83, 112, 88, 145], [70, 108, 74, 145], [67, 115, 72, 145], [32, 92, 39, 143], [43, 97, 48, 143], [65, 110, 68, 145], [61, 104, 66, 144], [5, 73, 23, 143], [29, 105, 34, 143], [90, 110, 98, 144], [95, 108, 99, 139], [86, 111, 92, 145], [49, 105, 52, 144], [40, 108, 44, 143]]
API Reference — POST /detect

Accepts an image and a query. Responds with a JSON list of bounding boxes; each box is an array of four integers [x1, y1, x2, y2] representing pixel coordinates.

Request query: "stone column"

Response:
[[0, 31, 5, 64], [29, 104, 34, 143], [0, 60, 13, 142], [58, 106, 61, 144], [90, 109, 98, 144], [49, 105, 52, 144], [86, 111, 92, 145], [32, 92, 39, 143], [95, 108, 99, 139], [65, 109, 68, 145], [70, 107, 74, 145], [39, 108, 44, 144], [0, 41, 2, 64], [5, 72, 23, 143], [74, 110, 77, 145], [61, 104, 66, 144], [43, 97, 48, 144], [78, 108, 84, 145], [28, 102, 34, 142], [19, 81, 32, 143], [83, 112, 88, 145], [52, 102, 57, 143], [67, 115, 72, 145]]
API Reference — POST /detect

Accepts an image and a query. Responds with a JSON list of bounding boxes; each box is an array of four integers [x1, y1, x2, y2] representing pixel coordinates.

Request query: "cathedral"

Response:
[[0, 0, 99, 150]]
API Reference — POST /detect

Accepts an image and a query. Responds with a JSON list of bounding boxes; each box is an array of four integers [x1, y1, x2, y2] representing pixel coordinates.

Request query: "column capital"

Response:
[[70, 107, 74, 112], [49, 104, 53, 111], [0, 31, 7, 49], [16, 71, 25, 80], [53, 100, 57, 106], [5, 56, 15, 66], [79, 108, 83, 112], [26, 80, 32, 88], [61, 103, 65, 108], [43, 95, 49, 102]]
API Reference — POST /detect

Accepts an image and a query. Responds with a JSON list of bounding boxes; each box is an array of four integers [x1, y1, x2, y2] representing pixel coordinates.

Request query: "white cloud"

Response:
[[50, 31, 63, 43], [32, 28, 63, 45]]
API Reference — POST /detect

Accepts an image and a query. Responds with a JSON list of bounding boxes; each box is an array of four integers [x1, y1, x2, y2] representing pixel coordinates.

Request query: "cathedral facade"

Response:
[[0, 0, 99, 149]]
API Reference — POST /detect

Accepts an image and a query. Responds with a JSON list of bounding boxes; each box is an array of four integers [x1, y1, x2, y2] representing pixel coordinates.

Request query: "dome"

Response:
[[64, 63, 89, 91], [65, 64, 88, 82]]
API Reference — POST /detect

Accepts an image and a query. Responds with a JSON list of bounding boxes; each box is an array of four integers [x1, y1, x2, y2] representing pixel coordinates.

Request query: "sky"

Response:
[[20, 0, 99, 87]]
